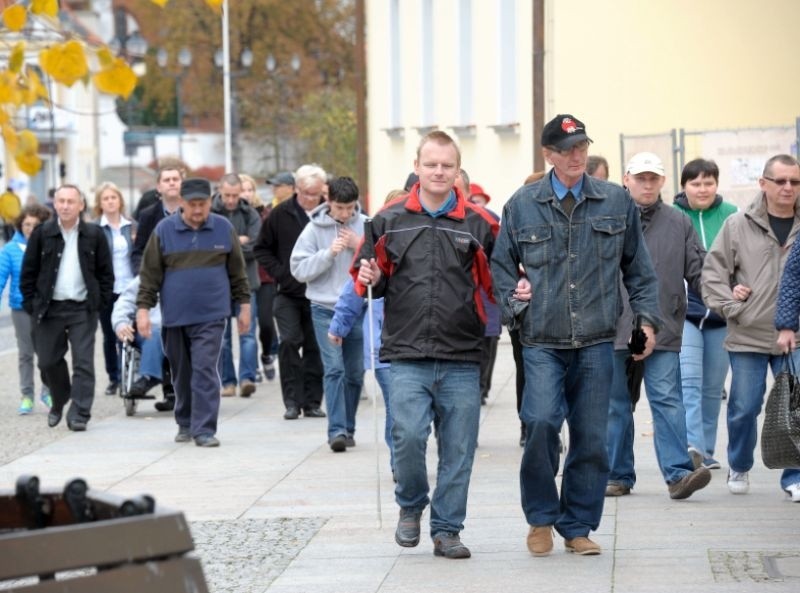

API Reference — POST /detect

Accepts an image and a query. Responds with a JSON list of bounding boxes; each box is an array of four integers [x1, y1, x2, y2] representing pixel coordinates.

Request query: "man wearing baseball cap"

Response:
[[605, 152, 710, 500], [267, 171, 296, 207], [492, 115, 660, 556], [137, 178, 251, 447]]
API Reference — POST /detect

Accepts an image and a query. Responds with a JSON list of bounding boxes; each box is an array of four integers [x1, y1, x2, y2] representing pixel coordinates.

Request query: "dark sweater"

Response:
[[137, 212, 250, 327]]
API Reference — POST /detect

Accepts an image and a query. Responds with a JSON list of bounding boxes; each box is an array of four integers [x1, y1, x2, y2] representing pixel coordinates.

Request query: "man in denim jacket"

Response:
[[492, 114, 660, 557]]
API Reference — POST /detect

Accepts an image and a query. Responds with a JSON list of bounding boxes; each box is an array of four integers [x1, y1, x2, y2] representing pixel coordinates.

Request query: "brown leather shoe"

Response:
[[564, 536, 601, 555], [668, 466, 711, 500], [526, 525, 553, 557]]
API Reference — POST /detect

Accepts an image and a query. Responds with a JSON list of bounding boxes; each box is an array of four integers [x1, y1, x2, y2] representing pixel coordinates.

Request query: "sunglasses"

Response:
[[764, 176, 800, 188]]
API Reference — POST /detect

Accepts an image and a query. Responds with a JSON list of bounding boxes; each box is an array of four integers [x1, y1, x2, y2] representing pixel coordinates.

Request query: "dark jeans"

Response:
[[479, 335, 499, 400], [162, 320, 226, 438], [520, 343, 611, 540], [257, 282, 279, 357], [273, 293, 323, 411], [98, 293, 121, 383], [510, 329, 525, 428], [33, 300, 98, 423]]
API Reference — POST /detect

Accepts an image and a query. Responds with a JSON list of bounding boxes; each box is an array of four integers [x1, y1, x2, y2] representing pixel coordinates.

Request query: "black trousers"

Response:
[[162, 320, 226, 438], [272, 293, 323, 411], [33, 300, 98, 422], [256, 282, 278, 358]]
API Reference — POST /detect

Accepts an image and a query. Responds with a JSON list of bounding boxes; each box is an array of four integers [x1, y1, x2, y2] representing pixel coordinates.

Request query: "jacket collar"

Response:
[[532, 173, 608, 203], [404, 183, 467, 221]]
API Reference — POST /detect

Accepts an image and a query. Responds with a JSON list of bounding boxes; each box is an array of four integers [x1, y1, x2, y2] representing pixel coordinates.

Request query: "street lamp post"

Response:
[[111, 22, 148, 211], [214, 48, 253, 172], [156, 47, 192, 161], [265, 53, 301, 172]]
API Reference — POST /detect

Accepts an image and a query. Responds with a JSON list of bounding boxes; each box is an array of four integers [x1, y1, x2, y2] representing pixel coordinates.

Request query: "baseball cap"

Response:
[[267, 171, 295, 186], [469, 182, 492, 203], [180, 178, 212, 200], [626, 152, 665, 176], [541, 114, 592, 151]]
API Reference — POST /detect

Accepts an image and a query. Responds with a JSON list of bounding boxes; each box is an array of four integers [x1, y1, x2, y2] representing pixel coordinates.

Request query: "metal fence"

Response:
[[620, 118, 800, 209]]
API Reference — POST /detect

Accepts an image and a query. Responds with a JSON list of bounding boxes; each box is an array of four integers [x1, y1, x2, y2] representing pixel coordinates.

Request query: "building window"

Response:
[[458, 0, 473, 126], [497, 0, 517, 126], [419, 0, 434, 128], [388, 0, 402, 130]]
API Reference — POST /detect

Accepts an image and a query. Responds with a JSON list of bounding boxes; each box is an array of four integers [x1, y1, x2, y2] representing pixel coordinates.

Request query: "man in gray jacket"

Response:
[[290, 177, 366, 452], [703, 153, 800, 499], [213, 173, 262, 398], [605, 152, 710, 500]]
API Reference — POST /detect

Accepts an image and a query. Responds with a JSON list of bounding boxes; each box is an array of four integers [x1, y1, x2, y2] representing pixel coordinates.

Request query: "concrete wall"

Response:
[[366, 0, 800, 214]]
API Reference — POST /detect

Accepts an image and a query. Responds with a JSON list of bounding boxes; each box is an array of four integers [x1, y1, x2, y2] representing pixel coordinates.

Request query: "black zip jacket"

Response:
[[20, 218, 114, 321]]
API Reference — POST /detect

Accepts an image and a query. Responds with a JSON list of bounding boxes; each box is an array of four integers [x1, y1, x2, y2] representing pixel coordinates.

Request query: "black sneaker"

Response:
[[261, 354, 276, 381], [104, 382, 119, 396], [329, 434, 347, 452], [284, 407, 300, 420], [129, 375, 161, 397], [433, 532, 471, 559], [175, 426, 191, 443], [155, 395, 175, 412], [304, 407, 326, 418], [395, 508, 422, 547]]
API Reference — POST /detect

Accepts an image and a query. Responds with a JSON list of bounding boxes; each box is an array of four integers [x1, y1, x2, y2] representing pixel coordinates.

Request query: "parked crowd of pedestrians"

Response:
[[4, 115, 800, 560]]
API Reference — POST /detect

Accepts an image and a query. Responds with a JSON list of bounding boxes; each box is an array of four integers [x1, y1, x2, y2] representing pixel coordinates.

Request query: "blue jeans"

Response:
[[680, 322, 728, 457], [311, 305, 364, 440], [520, 343, 611, 540], [137, 325, 163, 380], [607, 350, 694, 487], [390, 360, 480, 537], [375, 366, 395, 470], [727, 351, 800, 489], [219, 292, 258, 385]]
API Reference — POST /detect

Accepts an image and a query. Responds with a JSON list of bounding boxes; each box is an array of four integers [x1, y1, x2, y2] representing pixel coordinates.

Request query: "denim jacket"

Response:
[[491, 173, 660, 348]]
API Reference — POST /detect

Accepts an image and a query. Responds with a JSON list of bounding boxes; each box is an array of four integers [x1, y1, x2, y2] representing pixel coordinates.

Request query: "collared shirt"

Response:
[[421, 190, 457, 218], [550, 170, 584, 202], [100, 214, 134, 293], [52, 220, 87, 302]]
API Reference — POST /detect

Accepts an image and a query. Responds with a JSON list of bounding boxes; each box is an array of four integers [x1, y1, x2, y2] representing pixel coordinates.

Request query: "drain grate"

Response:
[[191, 517, 327, 593], [709, 550, 800, 583]]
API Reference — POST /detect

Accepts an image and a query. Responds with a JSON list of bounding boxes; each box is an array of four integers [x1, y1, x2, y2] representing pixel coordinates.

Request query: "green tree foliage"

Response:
[[294, 86, 357, 178], [130, 0, 356, 173]]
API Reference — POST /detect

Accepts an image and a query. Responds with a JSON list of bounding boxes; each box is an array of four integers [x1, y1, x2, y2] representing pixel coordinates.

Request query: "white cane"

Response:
[[362, 218, 382, 528], [367, 281, 382, 529]]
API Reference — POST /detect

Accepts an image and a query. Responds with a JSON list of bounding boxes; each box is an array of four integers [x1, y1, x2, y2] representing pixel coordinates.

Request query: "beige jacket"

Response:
[[702, 192, 800, 354]]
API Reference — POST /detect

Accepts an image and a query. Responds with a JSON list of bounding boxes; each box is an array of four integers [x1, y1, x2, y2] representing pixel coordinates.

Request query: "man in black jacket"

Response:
[[130, 166, 183, 272], [254, 164, 326, 420], [355, 131, 498, 559], [212, 173, 262, 398], [21, 184, 114, 431]]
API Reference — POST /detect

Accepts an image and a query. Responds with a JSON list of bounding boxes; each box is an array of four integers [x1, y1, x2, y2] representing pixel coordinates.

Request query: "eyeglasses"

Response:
[[547, 140, 590, 156], [764, 176, 800, 187]]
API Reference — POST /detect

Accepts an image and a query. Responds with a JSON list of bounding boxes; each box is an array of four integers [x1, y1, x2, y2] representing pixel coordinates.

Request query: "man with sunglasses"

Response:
[[492, 114, 660, 557], [703, 154, 800, 500]]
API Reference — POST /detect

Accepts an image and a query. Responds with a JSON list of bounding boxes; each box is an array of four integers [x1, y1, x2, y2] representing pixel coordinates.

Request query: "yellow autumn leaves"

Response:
[[150, 0, 224, 9], [0, 0, 154, 175]]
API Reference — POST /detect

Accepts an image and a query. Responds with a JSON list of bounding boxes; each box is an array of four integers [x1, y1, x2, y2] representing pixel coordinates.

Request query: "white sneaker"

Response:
[[784, 482, 800, 502], [727, 470, 749, 494]]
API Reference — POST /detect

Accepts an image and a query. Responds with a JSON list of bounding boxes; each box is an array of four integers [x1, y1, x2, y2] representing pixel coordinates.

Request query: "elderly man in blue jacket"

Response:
[[492, 115, 660, 557], [137, 178, 250, 448]]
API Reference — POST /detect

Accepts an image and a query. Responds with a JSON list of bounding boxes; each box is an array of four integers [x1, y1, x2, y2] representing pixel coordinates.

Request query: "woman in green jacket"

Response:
[[674, 158, 737, 469]]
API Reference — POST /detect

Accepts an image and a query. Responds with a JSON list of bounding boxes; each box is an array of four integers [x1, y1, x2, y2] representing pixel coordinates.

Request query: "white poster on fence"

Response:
[[699, 128, 797, 209]]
